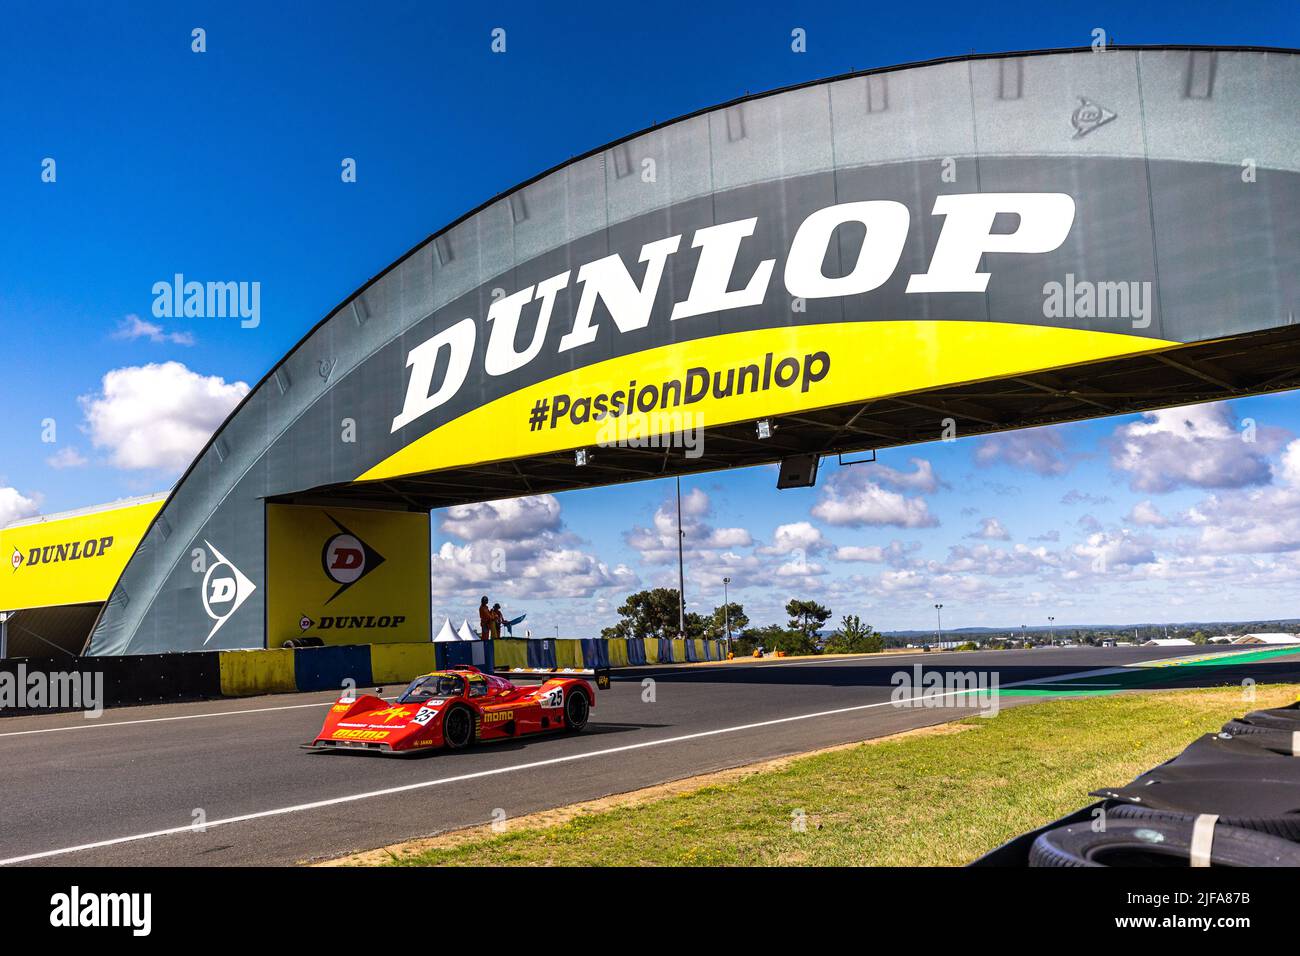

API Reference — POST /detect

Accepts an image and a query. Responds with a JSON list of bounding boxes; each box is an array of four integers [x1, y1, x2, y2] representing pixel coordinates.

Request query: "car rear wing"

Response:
[[500, 666, 612, 690]]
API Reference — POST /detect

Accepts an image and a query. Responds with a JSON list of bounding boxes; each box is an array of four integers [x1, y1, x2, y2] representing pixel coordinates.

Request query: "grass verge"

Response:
[[360, 684, 1297, 867]]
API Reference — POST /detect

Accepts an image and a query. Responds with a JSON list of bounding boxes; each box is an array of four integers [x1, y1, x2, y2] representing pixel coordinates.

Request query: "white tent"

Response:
[[457, 619, 479, 641], [433, 618, 459, 642]]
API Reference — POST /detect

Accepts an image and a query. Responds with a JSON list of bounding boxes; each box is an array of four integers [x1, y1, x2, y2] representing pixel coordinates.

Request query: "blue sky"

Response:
[[2, 1, 1299, 636]]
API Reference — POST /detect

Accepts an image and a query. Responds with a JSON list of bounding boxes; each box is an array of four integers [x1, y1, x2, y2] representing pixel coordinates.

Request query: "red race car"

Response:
[[307, 665, 596, 755]]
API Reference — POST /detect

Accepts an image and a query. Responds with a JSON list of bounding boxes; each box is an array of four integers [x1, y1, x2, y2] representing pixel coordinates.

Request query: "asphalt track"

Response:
[[2, 644, 1298, 867]]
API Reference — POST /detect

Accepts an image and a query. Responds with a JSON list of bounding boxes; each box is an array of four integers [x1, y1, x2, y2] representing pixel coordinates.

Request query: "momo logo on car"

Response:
[[321, 514, 385, 602], [333, 728, 390, 740], [201, 540, 256, 643]]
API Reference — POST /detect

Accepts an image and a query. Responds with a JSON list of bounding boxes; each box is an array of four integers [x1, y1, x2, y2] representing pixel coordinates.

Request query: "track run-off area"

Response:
[[3, 644, 1299, 866]]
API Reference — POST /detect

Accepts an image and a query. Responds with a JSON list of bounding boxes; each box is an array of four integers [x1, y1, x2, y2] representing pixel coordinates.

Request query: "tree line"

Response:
[[598, 587, 884, 655]]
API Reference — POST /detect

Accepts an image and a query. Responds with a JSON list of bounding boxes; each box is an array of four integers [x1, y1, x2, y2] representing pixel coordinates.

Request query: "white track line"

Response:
[[0, 651, 1123, 739], [0, 655, 893, 738], [0, 698, 370, 739], [0, 685, 1001, 866]]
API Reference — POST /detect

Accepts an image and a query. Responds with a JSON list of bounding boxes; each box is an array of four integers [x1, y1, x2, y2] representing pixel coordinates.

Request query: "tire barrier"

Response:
[[1222, 704, 1300, 735], [975, 696, 1300, 866], [1105, 800, 1300, 843], [1028, 818, 1300, 867], [1156, 732, 1300, 767]]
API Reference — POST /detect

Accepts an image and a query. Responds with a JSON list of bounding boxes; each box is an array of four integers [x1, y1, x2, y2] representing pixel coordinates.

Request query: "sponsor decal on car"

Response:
[[333, 728, 391, 740]]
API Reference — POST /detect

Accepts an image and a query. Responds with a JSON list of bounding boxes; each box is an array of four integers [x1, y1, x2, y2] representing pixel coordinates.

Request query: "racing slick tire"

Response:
[[564, 687, 591, 732], [1222, 717, 1298, 735], [1028, 818, 1300, 867], [442, 704, 476, 750], [1107, 802, 1300, 843]]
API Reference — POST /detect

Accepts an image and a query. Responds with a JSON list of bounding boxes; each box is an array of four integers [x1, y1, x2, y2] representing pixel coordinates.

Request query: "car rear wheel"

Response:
[[564, 688, 590, 732], [442, 705, 475, 750]]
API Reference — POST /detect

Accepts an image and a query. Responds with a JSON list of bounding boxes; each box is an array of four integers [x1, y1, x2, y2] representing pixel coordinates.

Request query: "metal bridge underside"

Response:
[[283, 323, 1300, 512]]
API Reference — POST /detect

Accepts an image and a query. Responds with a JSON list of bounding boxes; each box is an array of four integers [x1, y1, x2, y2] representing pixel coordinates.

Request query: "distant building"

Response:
[[1228, 633, 1300, 646], [1142, 638, 1196, 647]]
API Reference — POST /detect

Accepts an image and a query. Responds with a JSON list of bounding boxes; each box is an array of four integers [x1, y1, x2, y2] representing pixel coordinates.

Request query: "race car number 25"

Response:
[[413, 706, 439, 726], [540, 687, 564, 708]]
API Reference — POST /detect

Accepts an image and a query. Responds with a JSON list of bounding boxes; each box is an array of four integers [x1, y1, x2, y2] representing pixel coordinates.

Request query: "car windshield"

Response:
[[398, 674, 464, 702]]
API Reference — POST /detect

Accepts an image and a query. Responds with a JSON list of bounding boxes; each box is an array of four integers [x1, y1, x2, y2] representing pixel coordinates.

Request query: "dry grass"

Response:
[[347, 684, 1297, 867]]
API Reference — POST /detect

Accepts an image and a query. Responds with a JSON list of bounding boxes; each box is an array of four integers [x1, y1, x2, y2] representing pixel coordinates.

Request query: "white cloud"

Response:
[[439, 495, 561, 541], [1110, 401, 1276, 493], [967, 517, 1011, 540], [1127, 500, 1172, 527], [432, 494, 636, 606], [756, 521, 827, 556], [80, 362, 249, 471], [811, 464, 938, 529], [0, 487, 41, 528], [974, 427, 1072, 476], [45, 446, 88, 470], [624, 488, 752, 562], [112, 314, 195, 346]]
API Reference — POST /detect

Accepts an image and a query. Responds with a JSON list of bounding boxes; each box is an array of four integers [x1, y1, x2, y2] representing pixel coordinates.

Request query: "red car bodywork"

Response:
[[308, 665, 596, 755]]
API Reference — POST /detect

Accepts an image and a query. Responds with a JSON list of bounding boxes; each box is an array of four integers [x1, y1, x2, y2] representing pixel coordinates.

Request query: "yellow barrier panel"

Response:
[[369, 643, 438, 684], [607, 639, 629, 666], [494, 640, 528, 669], [554, 640, 585, 668], [693, 639, 705, 660], [672, 638, 686, 662], [644, 638, 659, 664], [218, 648, 296, 697]]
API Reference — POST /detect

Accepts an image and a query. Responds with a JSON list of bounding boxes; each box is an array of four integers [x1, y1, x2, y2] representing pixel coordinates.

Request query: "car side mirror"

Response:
[[374, 687, 384, 696]]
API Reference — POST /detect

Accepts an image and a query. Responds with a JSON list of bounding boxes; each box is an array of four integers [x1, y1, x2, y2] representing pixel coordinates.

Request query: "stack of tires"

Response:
[[987, 702, 1300, 866]]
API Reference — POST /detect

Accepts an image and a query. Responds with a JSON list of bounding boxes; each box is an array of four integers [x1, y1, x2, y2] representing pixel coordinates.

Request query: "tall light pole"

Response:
[[723, 576, 732, 654], [1048, 615, 1056, 645], [676, 476, 686, 638], [934, 603, 944, 649]]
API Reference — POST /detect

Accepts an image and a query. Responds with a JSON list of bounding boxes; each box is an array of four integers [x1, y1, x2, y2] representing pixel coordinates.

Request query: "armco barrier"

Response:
[[1, 637, 732, 716], [0, 652, 223, 713], [219, 648, 296, 697], [527, 639, 558, 669], [437, 640, 495, 671], [494, 639, 528, 670], [369, 642, 438, 684], [581, 639, 609, 669], [294, 644, 373, 693], [554, 639, 584, 669]]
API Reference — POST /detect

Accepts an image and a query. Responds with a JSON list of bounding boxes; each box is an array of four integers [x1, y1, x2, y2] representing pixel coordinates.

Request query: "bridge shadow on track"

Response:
[[616, 658, 1300, 694]]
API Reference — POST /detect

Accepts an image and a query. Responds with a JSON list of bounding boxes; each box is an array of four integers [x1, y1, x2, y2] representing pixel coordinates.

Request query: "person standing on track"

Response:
[[478, 595, 494, 640]]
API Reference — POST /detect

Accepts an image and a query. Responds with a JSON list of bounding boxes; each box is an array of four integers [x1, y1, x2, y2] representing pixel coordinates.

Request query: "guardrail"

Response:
[[0, 637, 728, 715]]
